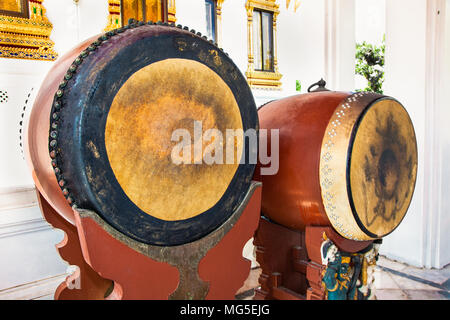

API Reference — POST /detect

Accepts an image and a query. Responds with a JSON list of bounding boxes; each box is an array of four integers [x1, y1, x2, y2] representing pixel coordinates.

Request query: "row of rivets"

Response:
[[49, 19, 228, 209]]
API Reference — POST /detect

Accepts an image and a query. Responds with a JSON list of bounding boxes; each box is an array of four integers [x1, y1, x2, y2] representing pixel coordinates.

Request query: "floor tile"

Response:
[[403, 290, 448, 300], [388, 272, 440, 291], [375, 289, 408, 300], [377, 256, 408, 272], [373, 269, 401, 290]]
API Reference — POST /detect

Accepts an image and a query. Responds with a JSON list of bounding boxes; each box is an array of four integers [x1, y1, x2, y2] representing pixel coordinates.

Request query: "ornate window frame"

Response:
[[167, 0, 176, 23], [245, 0, 282, 89], [0, 0, 57, 61], [106, 0, 176, 32]]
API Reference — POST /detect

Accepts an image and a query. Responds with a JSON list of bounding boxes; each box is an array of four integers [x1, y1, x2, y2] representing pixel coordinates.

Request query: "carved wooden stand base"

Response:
[[37, 191, 113, 300], [253, 218, 372, 300], [38, 182, 262, 300]]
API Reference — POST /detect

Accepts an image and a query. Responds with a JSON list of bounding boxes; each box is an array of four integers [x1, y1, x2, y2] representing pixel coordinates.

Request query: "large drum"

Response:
[[25, 22, 258, 246], [255, 89, 417, 241]]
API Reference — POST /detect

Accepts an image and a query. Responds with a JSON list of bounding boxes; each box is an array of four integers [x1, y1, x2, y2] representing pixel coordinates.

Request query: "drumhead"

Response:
[[320, 93, 417, 240], [48, 23, 258, 246]]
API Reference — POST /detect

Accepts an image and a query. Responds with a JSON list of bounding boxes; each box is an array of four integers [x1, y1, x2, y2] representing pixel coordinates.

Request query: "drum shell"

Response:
[[24, 36, 98, 225], [255, 90, 418, 242], [24, 25, 258, 246], [255, 92, 349, 231]]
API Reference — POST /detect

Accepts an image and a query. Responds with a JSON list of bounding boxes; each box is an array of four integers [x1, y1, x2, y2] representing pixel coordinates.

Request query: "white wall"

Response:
[[382, 0, 450, 269], [324, 0, 355, 92], [0, 0, 109, 296], [439, 0, 450, 268]]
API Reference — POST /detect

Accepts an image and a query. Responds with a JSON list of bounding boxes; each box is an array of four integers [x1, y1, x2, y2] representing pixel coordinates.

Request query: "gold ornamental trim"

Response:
[[106, 1, 177, 31], [319, 92, 382, 241], [167, 0, 176, 23], [0, 0, 57, 61], [105, 0, 122, 32], [246, 70, 282, 89]]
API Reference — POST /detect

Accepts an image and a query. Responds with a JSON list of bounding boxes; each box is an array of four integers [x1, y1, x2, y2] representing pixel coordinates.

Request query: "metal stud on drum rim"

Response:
[[42, 22, 258, 246]]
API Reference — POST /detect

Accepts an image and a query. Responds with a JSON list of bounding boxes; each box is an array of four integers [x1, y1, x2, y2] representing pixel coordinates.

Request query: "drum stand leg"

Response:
[[254, 220, 373, 300], [36, 191, 113, 299], [71, 181, 262, 300]]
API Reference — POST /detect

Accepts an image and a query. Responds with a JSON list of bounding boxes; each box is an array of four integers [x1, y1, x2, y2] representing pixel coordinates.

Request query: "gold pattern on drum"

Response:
[[105, 58, 243, 221]]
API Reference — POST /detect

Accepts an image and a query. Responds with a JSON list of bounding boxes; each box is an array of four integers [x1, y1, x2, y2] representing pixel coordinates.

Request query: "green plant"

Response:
[[355, 37, 385, 94], [295, 80, 301, 92]]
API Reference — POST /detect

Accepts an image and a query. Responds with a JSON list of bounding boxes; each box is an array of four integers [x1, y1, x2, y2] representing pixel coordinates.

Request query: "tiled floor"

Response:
[[374, 256, 450, 300], [237, 255, 450, 300]]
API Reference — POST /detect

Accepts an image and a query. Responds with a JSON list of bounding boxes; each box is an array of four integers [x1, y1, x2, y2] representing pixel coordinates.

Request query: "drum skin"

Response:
[[24, 23, 258, 246], [255, 91, 418, 241]]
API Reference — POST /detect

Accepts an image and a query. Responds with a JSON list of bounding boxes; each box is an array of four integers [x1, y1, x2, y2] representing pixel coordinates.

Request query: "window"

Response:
[[252, 9, 273, 71], [0, 0, 29, 18], [204, 0, 224, 45], [205, 0, 217, 43], [245, 0, 282, 89]]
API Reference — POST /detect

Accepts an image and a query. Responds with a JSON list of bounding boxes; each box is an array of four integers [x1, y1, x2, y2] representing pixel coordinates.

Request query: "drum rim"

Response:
[[319, 92, 384, 241], [47, 23, 258, 246]]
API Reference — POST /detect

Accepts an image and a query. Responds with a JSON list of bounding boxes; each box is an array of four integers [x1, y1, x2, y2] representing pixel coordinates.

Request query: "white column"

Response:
[[324, 0, 355, 91], [382, 0, 450, 269]]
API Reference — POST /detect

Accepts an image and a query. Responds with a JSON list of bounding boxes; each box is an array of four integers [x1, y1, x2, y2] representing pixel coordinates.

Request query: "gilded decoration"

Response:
[[245, 0, 282, 89], [167, 0, 176, 23], [105, 0, 176, 31], [0, 0, 57, 61], [105, 0, 122, 31]]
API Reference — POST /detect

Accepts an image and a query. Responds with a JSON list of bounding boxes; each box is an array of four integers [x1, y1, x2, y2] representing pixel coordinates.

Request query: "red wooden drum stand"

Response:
[[38, 182, 262, 300], [253, 218, 373, 300]]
